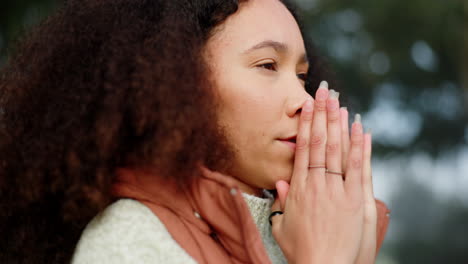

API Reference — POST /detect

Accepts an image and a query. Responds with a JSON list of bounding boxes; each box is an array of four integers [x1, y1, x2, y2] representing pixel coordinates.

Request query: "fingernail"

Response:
[[354, 113, 361, 124], [329, 89, 340, 99], [319, 80, 328, 90], [340, 106, 347, 111]]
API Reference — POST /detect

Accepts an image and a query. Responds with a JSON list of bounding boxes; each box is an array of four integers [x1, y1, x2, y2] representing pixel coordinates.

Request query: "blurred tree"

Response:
[[388, 176, 468, 264], [462, 0, 468, 107], [298, 0, 467, 157], [294, 1, 468, 263]]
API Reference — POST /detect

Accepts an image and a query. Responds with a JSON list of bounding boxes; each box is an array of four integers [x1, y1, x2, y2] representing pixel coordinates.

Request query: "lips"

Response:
[[280, 135, 296, 143], [278, 135, 297, 150]]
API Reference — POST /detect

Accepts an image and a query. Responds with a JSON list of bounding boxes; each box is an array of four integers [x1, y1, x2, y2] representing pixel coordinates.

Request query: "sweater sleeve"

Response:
[[71, 199, 197, 264]]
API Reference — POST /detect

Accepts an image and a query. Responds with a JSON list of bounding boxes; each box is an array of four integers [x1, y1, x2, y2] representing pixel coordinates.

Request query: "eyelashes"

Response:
[[256, 62, 308, 82], [297, 73, 308, 82], [258, 62, 277, 71]]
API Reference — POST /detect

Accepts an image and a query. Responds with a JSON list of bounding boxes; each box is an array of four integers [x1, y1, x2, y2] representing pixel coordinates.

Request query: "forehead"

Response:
[[209, 0, 305, 54]]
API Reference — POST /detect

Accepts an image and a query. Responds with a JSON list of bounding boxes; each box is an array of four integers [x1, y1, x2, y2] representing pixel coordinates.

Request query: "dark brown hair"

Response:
[[0, 0, 331, 262]]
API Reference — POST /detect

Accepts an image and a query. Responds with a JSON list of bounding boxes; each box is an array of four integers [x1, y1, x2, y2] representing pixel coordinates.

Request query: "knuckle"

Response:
[[351, 135, 363, 146], [326, 142, 340, 154], [341, 192, 363, 208], [344, 199, 363, 212], [327, 112, 340, 123], [301, 111, 313, 122], [350, 158, 362, 169], [309, 133, 325, 148], [352, 194, 364, 207], [314, 101, 327, 112], [296, 136, 309, 150]]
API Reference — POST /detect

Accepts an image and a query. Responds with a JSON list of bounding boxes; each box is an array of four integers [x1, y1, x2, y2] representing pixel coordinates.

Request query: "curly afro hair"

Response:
[[0, 0, 332, 262]]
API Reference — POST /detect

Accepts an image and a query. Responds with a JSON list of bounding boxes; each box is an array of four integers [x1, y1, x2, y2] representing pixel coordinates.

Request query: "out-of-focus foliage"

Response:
[[297, 0, 467, 157], [1, 0, 467, 263], [294, 0, 468, 263]]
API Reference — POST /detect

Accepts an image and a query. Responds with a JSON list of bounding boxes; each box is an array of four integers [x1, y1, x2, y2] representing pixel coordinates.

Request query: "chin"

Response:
[[263, 167, 293, 190]]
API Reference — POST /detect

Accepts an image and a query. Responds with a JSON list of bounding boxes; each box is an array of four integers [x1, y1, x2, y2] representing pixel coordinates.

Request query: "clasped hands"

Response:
[[271, 81, 377, 264]]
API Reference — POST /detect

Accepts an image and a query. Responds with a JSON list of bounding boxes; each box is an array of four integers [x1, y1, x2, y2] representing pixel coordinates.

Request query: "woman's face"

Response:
[[205, 0, 311, 194]]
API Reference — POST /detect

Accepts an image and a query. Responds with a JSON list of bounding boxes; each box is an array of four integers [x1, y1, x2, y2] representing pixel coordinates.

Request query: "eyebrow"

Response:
[[242, 40, 309, 65]]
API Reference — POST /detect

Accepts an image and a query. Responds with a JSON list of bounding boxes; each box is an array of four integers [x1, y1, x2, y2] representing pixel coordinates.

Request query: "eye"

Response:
[[297, 73, 308, 82], [257, 62, 277, 71]]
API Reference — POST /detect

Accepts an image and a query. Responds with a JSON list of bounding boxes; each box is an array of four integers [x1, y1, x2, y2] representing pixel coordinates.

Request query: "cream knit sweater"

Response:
[[72, 191, 287, 264]]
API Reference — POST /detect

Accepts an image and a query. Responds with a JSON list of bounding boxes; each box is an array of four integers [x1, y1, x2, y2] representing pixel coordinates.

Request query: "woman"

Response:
[[0, 0, 389, 263]]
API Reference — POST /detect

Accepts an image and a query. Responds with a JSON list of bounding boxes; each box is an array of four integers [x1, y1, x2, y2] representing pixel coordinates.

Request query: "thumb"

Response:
[[270, 181, 290, 230], [275, 180, 290, 210]]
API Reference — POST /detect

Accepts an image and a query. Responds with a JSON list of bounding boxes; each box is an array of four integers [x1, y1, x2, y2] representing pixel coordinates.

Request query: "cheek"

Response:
[[215, 110, 295, 189], [216, 82, 277, 135], [221, 114, 266, 153], [210, 59, 293, 187]]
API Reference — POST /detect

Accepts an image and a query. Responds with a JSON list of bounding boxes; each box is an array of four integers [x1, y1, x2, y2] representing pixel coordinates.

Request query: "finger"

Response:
[[308, 81, 329, 186], [290, 98, 314, 189], [362, 132, 377, 226], [325, 90, 344, 193], [270, 210, 283, 228], [362, 132, 375, 200], [275, 180, 290, 210], [355, 133, 378, 263], [271, 197, 281, 212], [344, 114, 364, 195], [271, 181, 288, 228], [362, 132, 377, 224], [340, 107, 350, 170]]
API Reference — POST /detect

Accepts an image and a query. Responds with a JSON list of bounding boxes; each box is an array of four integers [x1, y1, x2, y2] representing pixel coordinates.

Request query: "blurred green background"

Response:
[[1, 0, 467, 263]]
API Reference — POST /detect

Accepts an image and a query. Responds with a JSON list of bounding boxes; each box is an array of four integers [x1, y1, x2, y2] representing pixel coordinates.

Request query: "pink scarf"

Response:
[[112, 167, 389, 263]]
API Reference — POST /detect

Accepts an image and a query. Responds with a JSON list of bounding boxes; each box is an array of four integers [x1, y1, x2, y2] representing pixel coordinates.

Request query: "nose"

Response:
[[285, 88, 311, 118]]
